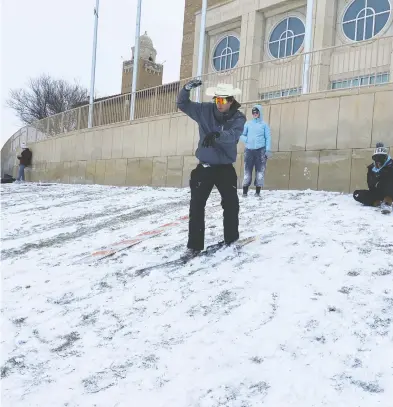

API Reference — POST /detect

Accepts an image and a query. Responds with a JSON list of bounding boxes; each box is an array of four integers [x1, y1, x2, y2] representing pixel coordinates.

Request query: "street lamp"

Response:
[[130, 0, 142, 121], [88, 0, 100, 128], [195, 0, 207, 102], [302, 0, 314, 94]]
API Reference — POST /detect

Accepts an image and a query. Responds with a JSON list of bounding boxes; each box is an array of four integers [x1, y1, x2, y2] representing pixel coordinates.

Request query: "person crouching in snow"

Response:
[[353, 142, 393, 215], [240, 105, 272, 197]]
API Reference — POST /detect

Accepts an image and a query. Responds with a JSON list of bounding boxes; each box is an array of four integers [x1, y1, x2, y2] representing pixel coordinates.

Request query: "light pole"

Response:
[[130, 0, 142, 121], [195, 0, 207, 102], [88, 0, 100, 128], [302, 0, 314, 94]]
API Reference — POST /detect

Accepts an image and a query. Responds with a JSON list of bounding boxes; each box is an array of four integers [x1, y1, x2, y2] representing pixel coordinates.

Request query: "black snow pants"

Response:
[[187, 164, 239, 251], [353, 188, 387, 206]]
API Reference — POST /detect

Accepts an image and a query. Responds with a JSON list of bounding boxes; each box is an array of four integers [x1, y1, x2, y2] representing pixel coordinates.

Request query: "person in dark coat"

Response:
[[177, 80, 247, 258], [353, 142, 393, 214], [16, 143, 32, 182]]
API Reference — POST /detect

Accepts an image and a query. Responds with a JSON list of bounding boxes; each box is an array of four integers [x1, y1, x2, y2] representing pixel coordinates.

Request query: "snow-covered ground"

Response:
[[1, 183, 392, 407]]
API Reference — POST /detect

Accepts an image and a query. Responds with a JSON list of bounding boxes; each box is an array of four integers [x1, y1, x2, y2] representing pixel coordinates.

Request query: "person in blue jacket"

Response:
[[240, 105, 272, 197]]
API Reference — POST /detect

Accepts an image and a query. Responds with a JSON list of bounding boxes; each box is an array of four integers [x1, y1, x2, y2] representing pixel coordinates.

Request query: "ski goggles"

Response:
[[252, 109, 260, 115], [213, 96, 233, 105]]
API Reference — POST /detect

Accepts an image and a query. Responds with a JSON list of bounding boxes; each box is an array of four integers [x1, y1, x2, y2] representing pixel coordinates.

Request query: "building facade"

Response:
[[181, 0, 393, 101]]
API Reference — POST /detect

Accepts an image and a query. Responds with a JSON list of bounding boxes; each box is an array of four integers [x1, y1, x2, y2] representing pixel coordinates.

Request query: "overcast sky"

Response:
[[0, 0, 185, 147]]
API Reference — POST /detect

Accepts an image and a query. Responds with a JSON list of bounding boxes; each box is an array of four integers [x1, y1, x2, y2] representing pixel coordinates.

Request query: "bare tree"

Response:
[[7, 74, 89, 125]]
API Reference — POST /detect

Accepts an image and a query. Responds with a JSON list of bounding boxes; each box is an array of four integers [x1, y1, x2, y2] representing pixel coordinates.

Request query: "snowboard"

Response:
[[74, 218, 187, 265], [37, 183, 57, 187], [74, 205, 222, 265], [135, 235, 257, 277]]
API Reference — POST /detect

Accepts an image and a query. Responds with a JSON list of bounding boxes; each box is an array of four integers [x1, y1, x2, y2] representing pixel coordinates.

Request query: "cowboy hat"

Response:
[[206, 83, 242, 97]]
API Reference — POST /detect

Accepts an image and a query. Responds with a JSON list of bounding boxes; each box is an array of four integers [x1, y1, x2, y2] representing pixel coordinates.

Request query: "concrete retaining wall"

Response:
[[2, 84, 392, 193]]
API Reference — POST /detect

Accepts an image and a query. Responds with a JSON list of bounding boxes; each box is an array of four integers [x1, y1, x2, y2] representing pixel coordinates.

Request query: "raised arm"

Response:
[[177, 79, 203, 123]]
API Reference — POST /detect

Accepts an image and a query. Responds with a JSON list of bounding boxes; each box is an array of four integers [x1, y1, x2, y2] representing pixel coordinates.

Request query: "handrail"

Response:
[[4, 35, 393, 147]]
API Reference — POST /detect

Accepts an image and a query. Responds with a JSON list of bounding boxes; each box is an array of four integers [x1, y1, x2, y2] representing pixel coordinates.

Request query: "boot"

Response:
[[381, 196, 392, 215], [242, 186, 248, 197], [180, 248, 201, 262], [255, 187, 261, 197]]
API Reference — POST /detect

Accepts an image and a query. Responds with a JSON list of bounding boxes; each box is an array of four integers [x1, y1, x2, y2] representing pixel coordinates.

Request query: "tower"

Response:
[[121, 32, 164, 94]]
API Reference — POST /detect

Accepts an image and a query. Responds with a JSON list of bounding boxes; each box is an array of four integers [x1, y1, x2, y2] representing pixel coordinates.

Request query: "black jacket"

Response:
[[367, 158, 393, 197], [17, 149, 32, 166]]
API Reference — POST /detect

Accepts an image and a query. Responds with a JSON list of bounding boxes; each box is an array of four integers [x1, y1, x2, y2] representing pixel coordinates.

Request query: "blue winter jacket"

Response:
[[240, 105, 272, 151]]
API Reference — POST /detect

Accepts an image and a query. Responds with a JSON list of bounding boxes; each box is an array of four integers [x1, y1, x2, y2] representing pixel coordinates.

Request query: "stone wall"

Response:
[[2, 84, 392, 193]]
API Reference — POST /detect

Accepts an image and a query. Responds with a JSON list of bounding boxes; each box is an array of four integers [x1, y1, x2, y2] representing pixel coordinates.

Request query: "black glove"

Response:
[[202, 132, 220, 148], [184, 79, 202, 91]]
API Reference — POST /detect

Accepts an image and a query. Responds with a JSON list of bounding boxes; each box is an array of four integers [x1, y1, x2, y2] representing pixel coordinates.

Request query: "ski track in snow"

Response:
[[1, 183, 393, 407]]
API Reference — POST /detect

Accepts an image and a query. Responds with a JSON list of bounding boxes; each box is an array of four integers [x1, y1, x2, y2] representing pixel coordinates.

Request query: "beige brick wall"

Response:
[[5, 84, 392, 194], [180, 0, 228, 79]]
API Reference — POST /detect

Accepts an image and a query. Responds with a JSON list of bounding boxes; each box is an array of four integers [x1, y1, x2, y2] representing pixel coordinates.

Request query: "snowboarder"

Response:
[[240, 104, 272, 197], [353, 142, 393, 214], [177, 80, 246, 258], [16, 143, 32, 182]]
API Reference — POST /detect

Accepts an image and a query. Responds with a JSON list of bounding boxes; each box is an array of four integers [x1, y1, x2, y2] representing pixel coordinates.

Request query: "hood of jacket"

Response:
[[252, 104, 263, 122]]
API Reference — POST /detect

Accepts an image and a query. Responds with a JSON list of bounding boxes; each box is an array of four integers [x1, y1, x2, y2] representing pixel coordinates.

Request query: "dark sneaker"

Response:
[[224, 239, 238, 248], [180, 248, 201, 262], [381, 202, 392, 215]]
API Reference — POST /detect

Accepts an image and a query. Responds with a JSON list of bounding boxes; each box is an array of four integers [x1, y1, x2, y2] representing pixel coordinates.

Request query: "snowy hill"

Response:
[[1, 183, 392, 407]]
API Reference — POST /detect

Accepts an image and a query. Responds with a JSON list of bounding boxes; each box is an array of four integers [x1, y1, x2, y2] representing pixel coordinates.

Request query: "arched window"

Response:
[[212, 35, 240, 72], [343, 0, 391, 41], [269, 17, 305, 59]]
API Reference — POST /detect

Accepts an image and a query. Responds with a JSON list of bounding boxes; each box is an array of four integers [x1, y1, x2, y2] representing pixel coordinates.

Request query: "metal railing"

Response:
[[5, 35, 393, 148]]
